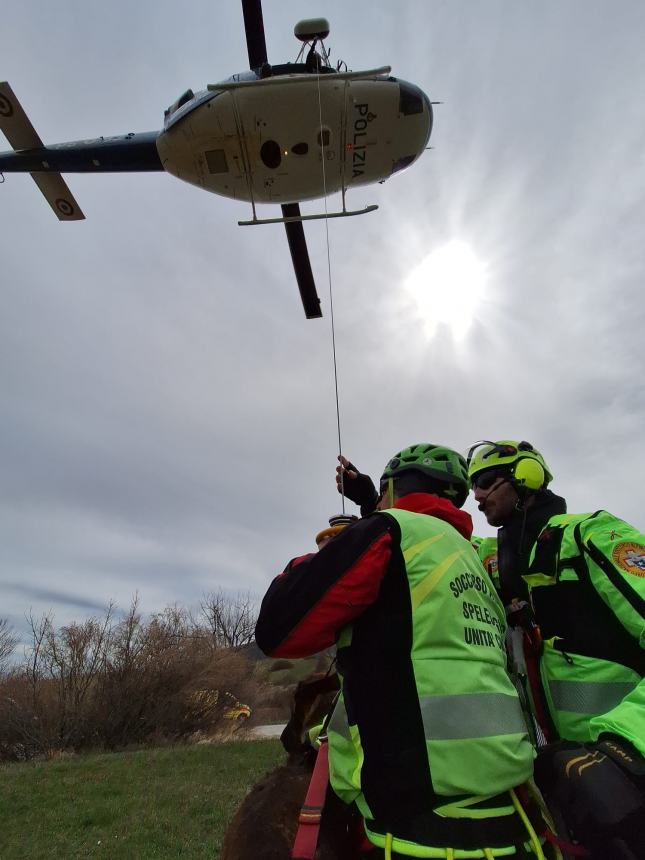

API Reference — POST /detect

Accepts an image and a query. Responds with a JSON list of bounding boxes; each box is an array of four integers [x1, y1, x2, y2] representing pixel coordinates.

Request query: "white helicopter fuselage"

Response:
[[156, 73, 432, 205]]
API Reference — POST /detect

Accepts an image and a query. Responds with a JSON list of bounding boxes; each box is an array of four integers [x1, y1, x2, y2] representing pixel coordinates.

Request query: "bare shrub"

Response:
[[0, 609, 116, 757], [93, 603, 264, 745], [0, 618, 17, 676], [0, 596, 279, 761], [45, 606, 114, 748], [94, 601, 210, 747]]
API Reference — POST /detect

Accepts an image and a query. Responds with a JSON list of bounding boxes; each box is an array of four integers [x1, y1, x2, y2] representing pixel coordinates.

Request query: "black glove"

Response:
[[596, 735, 645, 786], [536, 737, 645, 858], [336, 458, 378, 516]]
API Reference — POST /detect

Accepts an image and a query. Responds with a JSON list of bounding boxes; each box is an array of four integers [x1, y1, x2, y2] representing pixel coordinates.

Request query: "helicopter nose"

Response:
[[398, 80, 433, 146], [421, 90, 433, 149], [390, 79, 433, 175]]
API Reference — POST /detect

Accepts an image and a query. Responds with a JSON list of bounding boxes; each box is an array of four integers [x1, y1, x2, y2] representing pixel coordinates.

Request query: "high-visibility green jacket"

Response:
[[256, 494, 535, 853], [327, 506, 533, 853], [525, 510, 645, 755]]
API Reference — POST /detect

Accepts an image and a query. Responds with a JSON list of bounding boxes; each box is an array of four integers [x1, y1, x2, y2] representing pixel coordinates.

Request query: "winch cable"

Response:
[[315, 63, 345, 515]]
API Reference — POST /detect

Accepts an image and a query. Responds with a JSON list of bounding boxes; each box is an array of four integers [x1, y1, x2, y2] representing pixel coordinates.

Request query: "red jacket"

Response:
[[255, 493, 473, 658]]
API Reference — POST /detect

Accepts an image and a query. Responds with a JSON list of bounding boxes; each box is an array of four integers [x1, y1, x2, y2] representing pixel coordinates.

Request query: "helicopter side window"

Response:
[[317, 129, 331, 147], [205, 150, 228, 174], [260, 140, 282, 169], [291, 142, 309, 155], [399, 81, 424, 116]]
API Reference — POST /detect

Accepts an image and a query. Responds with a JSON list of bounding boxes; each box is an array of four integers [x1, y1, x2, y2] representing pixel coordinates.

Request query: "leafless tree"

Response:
[[1, 612, 56, 758], [199, 589, 258, 648], [0, 618, 17, 675], [48, 606, 114, 731], [25, 611, 50, 706]]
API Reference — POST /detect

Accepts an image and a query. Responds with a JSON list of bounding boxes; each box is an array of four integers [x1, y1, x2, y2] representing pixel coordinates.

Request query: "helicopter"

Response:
[[0, 0, 433, 319]]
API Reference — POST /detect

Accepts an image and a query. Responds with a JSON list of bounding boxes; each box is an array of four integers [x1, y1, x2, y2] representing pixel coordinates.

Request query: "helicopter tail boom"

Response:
[[0, 132, 163, 174]]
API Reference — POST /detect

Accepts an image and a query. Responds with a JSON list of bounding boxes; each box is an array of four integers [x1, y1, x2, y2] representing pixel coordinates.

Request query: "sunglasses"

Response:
[[471, 470, 509, 491]]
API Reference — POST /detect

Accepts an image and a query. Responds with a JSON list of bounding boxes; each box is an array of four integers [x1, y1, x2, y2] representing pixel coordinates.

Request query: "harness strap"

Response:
[[541, 829, 590, 856], [522, 627, 555, 743], [292, 737, 330, 860]]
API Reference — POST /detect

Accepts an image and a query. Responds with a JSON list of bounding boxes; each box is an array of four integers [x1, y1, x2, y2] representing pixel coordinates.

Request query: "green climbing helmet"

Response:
[[467, 440, 553, 487], [381, 443, 470, 507]]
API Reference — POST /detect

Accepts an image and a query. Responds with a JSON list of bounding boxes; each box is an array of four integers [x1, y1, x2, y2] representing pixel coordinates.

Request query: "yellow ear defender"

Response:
[[512, 457, 545, 490]]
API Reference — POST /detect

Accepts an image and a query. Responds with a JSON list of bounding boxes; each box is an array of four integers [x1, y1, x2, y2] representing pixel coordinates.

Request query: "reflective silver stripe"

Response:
[[420, 693, 527, 740], [549, 680, 636, 715]]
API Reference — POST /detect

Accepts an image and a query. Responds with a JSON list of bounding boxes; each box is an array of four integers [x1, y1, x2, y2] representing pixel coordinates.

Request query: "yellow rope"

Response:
[[385, 832, 394, 860], [376, 791, 547, 858], [510, 788, 545, 859]]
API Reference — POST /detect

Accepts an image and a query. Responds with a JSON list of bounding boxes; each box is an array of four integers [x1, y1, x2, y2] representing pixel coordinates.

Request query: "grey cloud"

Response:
[[3, 582, 109, 615], [2, 0, 645, 644]]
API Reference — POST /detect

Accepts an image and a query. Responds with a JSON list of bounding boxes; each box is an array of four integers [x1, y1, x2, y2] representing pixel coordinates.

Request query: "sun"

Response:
[[404, 241, 487, 340]]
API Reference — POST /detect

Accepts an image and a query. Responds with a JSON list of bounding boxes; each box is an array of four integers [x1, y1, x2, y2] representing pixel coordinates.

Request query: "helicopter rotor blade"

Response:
[[282, 203, 322, 319], [241, 0, 268, 71]]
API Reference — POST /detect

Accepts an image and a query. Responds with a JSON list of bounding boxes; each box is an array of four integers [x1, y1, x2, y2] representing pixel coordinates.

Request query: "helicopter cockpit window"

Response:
[[260, 140, 282, 169], [399, 81, 424, 116], [317, 129, 331, 148], [164, 89, 195, 119], [205, 150, 228, 174], [391, 154, 415, 175], [291, 142, 309, 155]]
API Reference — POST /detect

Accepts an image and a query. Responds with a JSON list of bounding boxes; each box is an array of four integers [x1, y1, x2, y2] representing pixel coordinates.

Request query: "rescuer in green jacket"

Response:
[[467, 440, 645, 859], [259, 444, 559, 858], [471, 535, 500, 591]]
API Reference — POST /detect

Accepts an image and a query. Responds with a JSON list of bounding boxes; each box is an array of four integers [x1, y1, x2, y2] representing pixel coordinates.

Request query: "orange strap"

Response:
[[291, 738, 330, 859]]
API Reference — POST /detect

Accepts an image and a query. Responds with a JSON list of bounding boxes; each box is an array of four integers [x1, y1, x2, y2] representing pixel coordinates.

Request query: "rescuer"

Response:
[[256, 444, 559, 858], [471, 534, 500, 590], [467, 439, 645, 859]]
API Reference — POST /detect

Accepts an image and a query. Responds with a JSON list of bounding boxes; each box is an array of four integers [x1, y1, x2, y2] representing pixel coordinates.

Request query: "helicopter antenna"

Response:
[[294, 18, 333, 70], [313, 63, 345, 513]]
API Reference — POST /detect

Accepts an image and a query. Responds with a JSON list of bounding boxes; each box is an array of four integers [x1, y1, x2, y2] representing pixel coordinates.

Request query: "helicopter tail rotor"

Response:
[[281, 203, 322, 319]]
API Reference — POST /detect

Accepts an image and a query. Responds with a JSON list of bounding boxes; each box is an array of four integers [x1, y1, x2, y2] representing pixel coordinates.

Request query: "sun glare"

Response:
[[404, 242, 487, 340]]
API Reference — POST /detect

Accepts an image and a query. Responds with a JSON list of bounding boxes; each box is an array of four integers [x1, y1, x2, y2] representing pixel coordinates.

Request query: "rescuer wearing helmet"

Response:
[[256, 444, 559, 858], [467, 440, 645, 859]]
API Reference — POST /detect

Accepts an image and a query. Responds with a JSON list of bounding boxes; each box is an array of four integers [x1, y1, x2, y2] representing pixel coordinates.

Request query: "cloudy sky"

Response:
[[2, 1, 645, 648]]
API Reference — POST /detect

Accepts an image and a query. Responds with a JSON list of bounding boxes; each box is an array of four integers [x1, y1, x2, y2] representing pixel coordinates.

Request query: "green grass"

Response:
[[0, 740, 285, 859]]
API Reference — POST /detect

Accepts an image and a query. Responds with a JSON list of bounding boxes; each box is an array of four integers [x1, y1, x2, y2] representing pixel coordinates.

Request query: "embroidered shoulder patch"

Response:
[[482, 552, 498, 575], [611, 541, 645, 577]]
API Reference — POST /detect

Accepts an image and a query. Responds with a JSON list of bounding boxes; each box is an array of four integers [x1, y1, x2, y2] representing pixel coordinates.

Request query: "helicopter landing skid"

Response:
[[238, 203, 377, 226]]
